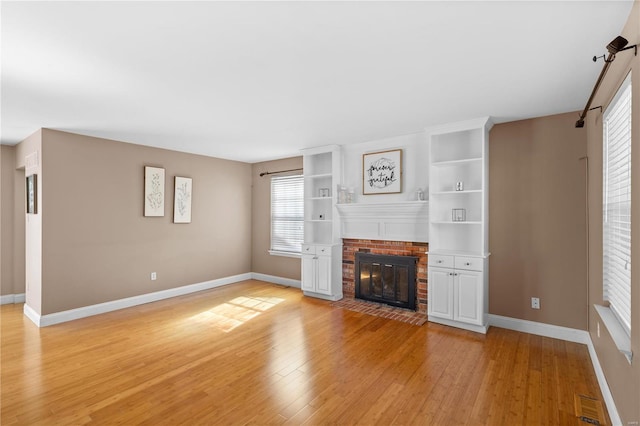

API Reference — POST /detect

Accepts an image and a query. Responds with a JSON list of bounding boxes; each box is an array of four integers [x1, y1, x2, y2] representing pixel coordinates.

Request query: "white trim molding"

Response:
[[585, 336, 623, 426], [488, 314, 590, 344], [336, 201, 429, 242], [21, 273, 301, 328], [594, 304, 632, 363], [488, 314, 621, 425], [0, 293, 26, 305], [250, 273, 301, 288], [23, 273, 253, 328]]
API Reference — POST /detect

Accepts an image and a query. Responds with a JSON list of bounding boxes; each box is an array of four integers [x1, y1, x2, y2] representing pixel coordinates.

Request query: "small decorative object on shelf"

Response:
[[338, 185, 347, 203], [416, 187, 425, 201], [319, 188, 330, 197], [347, 188, 355, 203], [455, 181, 464, 191], [452, 208, 466, 222]]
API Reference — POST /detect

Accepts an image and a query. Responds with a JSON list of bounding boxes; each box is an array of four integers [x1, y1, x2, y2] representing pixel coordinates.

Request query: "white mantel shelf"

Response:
[[336, 201, 429, 243]]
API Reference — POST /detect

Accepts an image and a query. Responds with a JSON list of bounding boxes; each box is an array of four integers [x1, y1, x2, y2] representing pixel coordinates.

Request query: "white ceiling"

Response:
[[1, 1, 634, 163]]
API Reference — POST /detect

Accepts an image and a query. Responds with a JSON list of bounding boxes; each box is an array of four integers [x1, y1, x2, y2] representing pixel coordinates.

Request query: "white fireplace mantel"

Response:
[[335, 201, 429, 243]]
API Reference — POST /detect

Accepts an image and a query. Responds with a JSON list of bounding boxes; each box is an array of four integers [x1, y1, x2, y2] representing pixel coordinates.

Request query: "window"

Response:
[[603, 72, 632, 337], [270, 175, 304, 256]]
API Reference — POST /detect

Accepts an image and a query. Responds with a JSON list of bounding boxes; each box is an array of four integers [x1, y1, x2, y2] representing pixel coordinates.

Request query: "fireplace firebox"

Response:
[[355, 252, 417, 310]]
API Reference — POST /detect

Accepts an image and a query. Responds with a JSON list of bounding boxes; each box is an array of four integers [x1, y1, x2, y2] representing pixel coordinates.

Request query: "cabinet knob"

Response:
[[437, 260, 443, 264], [449, 272, 453, 276], [465, 262, 471, 266]]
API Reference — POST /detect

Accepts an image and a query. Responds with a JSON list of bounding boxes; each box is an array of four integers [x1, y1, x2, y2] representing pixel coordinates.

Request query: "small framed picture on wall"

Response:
[[26, 174, 37, 214]]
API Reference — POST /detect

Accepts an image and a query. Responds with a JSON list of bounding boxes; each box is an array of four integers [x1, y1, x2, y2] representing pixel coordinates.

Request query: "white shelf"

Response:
[[431, 157, 482, 167], [302, 145, 342, 246], [427, 249, 489, 258], [431, 190, 482, 195], [305, 173, 332, 179], [431, 221, 482, 225]]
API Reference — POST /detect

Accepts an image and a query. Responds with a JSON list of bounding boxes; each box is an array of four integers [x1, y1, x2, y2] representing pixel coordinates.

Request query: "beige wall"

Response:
[[251, 157, 303, 281], [1, 145, 27, 298], [0, 145, 12, 295], [15, 130, 43, 312], [34, 129, 252, 314], [583, 2, 639, 423], [489, 112, 588, 330], [13, 165, 25, 296]]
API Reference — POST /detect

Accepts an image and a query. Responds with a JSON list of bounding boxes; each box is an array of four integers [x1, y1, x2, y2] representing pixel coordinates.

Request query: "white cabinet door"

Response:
[[301, 254, 316, 292], [428, 267, 454, 320], [316, 254, 332, 295], [454, 270, 482, 325]]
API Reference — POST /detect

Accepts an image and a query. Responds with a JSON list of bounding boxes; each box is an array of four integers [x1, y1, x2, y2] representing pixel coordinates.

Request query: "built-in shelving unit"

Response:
[[300, 145, 343, 301], [427, 117, 492, 333]]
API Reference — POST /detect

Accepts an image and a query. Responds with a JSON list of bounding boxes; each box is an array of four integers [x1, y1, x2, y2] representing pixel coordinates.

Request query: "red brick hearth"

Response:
[[342, 239, 428, 314]]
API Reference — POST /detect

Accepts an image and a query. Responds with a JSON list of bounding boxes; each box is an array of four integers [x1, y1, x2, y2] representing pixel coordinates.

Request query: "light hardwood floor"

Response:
[[1, 280, 608, 425]]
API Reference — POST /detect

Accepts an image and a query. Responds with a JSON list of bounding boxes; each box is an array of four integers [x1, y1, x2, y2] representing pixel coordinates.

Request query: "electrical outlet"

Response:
[[151, 272, 157, 281], [531, 297, 540, 309]]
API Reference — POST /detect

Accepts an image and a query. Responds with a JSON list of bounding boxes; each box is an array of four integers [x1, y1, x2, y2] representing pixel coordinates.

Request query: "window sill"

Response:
[[594, 304, 632, 364], [268, 250, 301, 259]]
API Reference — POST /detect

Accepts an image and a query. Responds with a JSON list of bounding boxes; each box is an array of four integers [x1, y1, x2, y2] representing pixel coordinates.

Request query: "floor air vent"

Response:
[[574, 394, 606, 425]]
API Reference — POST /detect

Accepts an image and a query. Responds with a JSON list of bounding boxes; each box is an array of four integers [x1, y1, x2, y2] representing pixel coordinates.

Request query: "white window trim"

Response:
[[595, 305, 632, 364], [268, 250, 302, 259], [600, 71, 632, 363], [270, 174, 304, 256]]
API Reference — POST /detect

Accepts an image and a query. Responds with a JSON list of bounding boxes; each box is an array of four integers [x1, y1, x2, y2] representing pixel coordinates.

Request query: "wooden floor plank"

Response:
[[1, 280, 608, 425]]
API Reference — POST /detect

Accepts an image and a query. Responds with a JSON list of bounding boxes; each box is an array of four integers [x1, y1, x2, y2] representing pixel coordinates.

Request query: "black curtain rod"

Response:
[[576, 36, 636, 128], [259, 168, 303, 177]]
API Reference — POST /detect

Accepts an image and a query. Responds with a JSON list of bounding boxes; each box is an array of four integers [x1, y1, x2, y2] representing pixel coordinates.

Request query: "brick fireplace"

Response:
[[342, 239, 428, 314]]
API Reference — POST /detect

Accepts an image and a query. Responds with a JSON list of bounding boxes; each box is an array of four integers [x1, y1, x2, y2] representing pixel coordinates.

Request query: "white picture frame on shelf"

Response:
[[173, 176, 192, 223], [362, 149, 402, 195], [144, 166, 165, 217]]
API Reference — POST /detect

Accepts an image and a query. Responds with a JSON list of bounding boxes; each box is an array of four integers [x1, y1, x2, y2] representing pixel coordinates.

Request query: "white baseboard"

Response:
[[250, 273, 301, 288], [428, 316, 488, 334], [585, 337, 622, 426], [488, 314, 590, 344], [24, 273, 252, 328], [0, 293, 26, 305], [488, 314, 620, 425]]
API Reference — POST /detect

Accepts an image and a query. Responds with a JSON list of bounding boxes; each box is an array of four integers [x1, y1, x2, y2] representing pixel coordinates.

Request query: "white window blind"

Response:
[[271, 175, 304, 254], [603, 73, 632, 336]]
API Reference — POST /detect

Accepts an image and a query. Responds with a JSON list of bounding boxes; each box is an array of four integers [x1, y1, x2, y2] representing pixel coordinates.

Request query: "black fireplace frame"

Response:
[[355, 252, 417, 310]]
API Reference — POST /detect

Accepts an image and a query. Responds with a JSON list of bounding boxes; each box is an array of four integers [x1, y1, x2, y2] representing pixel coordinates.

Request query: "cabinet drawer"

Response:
[[301, 244, 316, 255], [316, 245, 332, 256], [429, 254, 454, 268], [302, 244, 332, 256], [455, 256, 483, 271]]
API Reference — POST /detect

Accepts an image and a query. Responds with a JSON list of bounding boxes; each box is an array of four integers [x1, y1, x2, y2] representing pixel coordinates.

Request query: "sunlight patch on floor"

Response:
[[189, 296, 285, 333]]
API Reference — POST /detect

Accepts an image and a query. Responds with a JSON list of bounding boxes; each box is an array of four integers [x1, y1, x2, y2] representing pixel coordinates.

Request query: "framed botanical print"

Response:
[[26, 174, 37, 214], [173, 176, 192, 223], [144, 166, 165, 217]]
